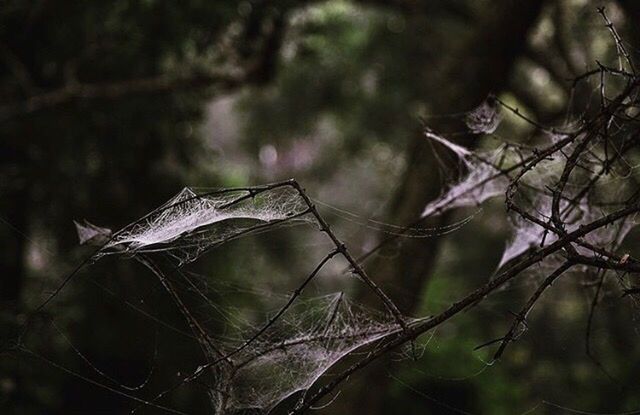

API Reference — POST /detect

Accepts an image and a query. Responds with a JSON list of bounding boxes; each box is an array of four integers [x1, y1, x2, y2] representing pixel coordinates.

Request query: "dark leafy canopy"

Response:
[[3, 1, 640, 415]]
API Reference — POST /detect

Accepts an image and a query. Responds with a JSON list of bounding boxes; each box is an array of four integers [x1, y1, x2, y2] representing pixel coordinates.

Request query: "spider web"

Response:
[[25, 16, 640, 413], [64, 182, 412, 414], [217, 293, 400, 413], [97, 185, 312, 265]]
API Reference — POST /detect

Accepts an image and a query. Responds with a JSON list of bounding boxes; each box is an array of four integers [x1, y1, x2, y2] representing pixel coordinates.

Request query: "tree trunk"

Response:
[[350, 1, 546, 413]]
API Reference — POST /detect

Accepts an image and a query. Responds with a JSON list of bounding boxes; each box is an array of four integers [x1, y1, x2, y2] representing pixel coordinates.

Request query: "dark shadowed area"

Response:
[[2, 1, 640, 414]]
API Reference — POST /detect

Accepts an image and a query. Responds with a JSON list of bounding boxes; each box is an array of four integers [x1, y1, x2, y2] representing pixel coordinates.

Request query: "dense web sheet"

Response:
[[422, 130, 509, 218], [74, 219, 112, 246], [421, 112, 639, 275], [100, 186, 312, 264], [498, 211, 548, 269], [215, 294, 401, 413], [464, 98, 502, 134]]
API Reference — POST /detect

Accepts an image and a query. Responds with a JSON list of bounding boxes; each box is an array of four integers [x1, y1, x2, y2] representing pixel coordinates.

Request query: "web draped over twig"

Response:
[[422, 129, 510, 218], [69, 181, 412, 414], [99, 185, 312, 265], [422, 118, 638, 274], [219, 294, 400, 413], [18, 8, 640, 414], [58, 73, 640, 415]]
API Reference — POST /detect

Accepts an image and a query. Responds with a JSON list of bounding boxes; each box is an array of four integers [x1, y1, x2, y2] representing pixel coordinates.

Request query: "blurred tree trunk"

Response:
[[350, 1, 546, 413]]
